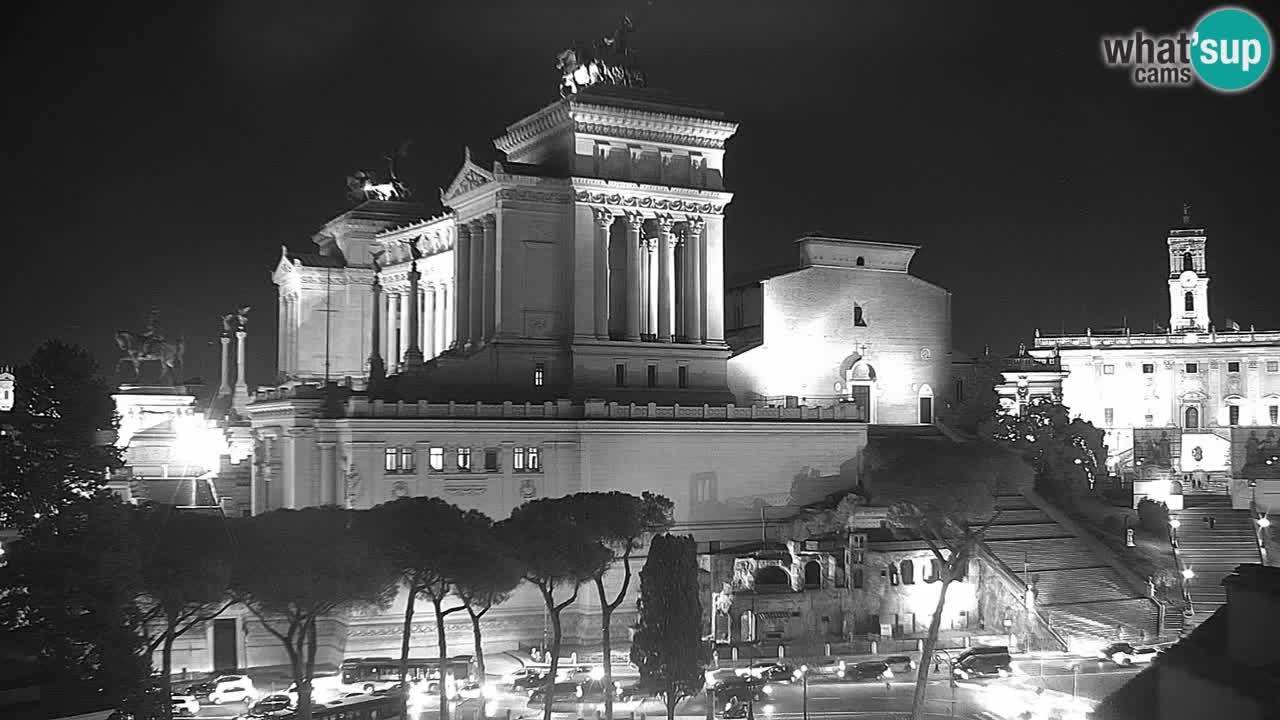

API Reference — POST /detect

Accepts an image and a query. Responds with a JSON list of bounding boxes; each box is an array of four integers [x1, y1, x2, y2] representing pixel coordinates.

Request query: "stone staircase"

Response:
[[983, 495, 1160, 645], [1174, 495, 1262, 627]]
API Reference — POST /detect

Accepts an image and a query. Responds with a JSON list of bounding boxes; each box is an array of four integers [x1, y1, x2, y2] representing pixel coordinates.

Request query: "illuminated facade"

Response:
[[1024, 219, 1280, 511], [726, 236, 952, 424]]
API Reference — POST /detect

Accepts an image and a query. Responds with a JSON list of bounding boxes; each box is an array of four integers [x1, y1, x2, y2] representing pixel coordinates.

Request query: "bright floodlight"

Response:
[[704, 671, 717, 687], [762, 685, 774, 696], [589, 666, 605, 681], [1182, 567, 1195, 580], [1169, 518, 1181, 529], [763, 705, 775, 716], [1258, 517, 1272, 529]]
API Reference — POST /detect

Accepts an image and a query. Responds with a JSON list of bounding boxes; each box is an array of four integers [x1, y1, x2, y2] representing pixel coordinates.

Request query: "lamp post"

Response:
[[1169, 517, 1180, 547], [1069, 662, 1079, 700], [932, 649, 957, 720], [793, 666, 808, 720]]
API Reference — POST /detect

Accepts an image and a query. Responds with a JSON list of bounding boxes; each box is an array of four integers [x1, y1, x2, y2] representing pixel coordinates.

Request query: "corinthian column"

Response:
[[468, 219, 484, 347], [386, 291, 399, 373], [233, 329, 249, 410], [593, 208, 614, 339], [403, 261, 424, 371], [657, 216, 676, 343], [218, 333, 231, 397], [686, 217, 705, 344], [369, 275, 385, 385], [424, 285, 437, 359], [455, 224, 472, 350], [481, 214, 497, 343], [646, 239, 658, 338], [625, 214, 643, 342], [398, 291, 412, 368]]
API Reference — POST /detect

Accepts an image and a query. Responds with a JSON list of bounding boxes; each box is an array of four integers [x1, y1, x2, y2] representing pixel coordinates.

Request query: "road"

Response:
[[180, 653, 1139, 720]]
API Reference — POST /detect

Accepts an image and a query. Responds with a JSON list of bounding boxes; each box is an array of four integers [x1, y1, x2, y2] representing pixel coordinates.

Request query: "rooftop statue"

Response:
[[220, 306, 251, 335], [116, 311, 185, 386], [557, 14, 646, 98], [346, 144, 413, 205]]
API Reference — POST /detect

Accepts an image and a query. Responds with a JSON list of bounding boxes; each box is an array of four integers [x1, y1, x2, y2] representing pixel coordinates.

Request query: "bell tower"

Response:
[[1167, 204, 1210, 332]]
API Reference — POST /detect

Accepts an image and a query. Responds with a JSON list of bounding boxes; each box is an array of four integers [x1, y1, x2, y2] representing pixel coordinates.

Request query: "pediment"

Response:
[[272, 246, 298, 281], [441, 148, 495, 203]]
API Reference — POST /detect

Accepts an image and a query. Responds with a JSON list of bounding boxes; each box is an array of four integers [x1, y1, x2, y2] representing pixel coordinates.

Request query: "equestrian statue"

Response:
[[115, 310, 186, 386]]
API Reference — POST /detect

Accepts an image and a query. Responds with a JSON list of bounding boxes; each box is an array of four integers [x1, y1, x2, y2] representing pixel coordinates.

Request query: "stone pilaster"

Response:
[[368, 275, 385, 389], [403, 260, 424, 372], [455, 224, 472, 350], [686, 217, 705, 344], [481, 214, 497, 344], [233, 330, 249, 410]]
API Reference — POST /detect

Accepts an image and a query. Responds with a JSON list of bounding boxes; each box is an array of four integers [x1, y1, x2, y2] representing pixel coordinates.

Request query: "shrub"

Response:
[[1137, 498, 1170, 535]]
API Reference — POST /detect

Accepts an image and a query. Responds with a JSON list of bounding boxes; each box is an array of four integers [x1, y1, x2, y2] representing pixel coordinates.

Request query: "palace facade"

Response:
[[1020, 217, 1280, 512], [156, 83, 976, 674]]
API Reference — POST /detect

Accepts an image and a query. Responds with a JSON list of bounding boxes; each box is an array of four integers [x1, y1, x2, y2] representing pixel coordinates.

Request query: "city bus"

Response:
[[339, 655, 477, 696], [312, 692, 404, 720]]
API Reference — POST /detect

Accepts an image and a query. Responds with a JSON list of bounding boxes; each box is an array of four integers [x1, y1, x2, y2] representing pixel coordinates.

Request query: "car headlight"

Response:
[[883, 669, 893, 679]]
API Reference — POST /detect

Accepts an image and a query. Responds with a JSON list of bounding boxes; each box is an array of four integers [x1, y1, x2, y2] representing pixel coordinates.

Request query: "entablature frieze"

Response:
[[573, 187, 728, 217]]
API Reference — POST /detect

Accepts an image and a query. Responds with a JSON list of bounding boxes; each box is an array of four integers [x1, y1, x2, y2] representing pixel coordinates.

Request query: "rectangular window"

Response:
[[484, 449, 499, 472], [534, 363, 545, 387], [1271, 406, 1278, 425], [1229, 405, 1241, 426], [528, 447, 541, 472], [1104, 408, 1114, 426], [1103, 364, 1115, 375], [456, 447, 471, 471], [1228, 361, 1241, 373], [514, 447, 526, 471], [384, 448, 398, 473], [1144, 414, 1154, 426], [647, 364, 657, 388], [429, 447, 444, 472], [1269, 361, 1280, 373], [1142, 363, 1155, 374], [678, 366, 689, 389], [1186, 363, 1198, 374], [615, 363, 627, 387], [399, 448, 415, 473]]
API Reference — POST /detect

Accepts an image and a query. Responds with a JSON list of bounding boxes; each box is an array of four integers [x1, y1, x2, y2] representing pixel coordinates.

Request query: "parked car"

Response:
[[743, 662, 796, 683], [1097, 643, 1137, 662], [242, 693, 294, 719], [952, 648, 1012, 680], [882, 656, 917, 674], [180, 681, 217, 701], [711, 676, 768, 704], [1112, 646, 1160, 666], [844, 661, 892, 681], [509, 668, 550, 691], [171, 692, 201, 717], [528, 681, 585, 704], [209, 674, 260, 705]]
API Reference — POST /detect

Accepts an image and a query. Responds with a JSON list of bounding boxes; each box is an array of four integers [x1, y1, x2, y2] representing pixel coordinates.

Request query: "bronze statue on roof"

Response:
[[557, 14, 646, 98]]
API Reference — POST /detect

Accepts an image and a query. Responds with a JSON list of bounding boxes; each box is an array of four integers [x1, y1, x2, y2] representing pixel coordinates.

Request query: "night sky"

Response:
[[5, 1, 1278, 389]]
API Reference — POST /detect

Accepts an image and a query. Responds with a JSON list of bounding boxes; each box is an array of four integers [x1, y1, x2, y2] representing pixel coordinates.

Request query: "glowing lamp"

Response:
[[762, 685, 774, 696], [763, 705, 775, 716], [1181, 567, 1195, 580], [1258, 517, 1271, 529], [1169, 519, 1181, 529], [704, 671, 716, 687], [589, 666, 605, 681]]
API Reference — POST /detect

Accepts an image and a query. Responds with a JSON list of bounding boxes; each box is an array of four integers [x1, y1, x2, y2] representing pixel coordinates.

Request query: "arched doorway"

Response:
[[803, 560, 821, 589], [1185, 406, 1200, 429], [754, 565, 790, 590], [845, 361, 877, 423], [918, 384, 934, 424]]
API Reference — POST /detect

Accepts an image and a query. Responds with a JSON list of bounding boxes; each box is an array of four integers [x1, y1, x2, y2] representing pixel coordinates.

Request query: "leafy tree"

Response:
[[496, 498, 611, 720], [863, 435, 1032, 720], [569, 491, 674, 720], [630, 534, 709, 720], [992, 397, 1107, 504], [365, 497, 481, 720], [134, 504, 234, 719], [0, 494, 151, 714], [0, 340, 121, 531], [231, 507, 398, 720], [452, 520, 525, 719], [1136, 498, 1170, 535]]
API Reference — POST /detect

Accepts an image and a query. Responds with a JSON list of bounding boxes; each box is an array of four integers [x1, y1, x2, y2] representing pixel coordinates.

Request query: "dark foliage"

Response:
[[630, 534, 708, 720]]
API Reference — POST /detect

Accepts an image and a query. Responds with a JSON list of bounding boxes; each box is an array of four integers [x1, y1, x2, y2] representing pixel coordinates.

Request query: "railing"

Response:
[[1035, 327, 1280, 349], [975, 544, 1070, 652], [1000, 357, 1062, 373]]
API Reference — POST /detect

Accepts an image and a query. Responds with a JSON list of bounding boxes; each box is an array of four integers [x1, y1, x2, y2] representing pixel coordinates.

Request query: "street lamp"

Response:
[[1182, 567, 1195, 581], [792, 665, 809, 720], [1257, 516, 1271, 529], [932, 649, 958, 720], [1069, 662, 1079, 699]]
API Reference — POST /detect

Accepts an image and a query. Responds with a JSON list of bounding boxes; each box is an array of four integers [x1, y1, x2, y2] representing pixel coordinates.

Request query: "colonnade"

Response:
[[594, 210, 710, 343], [453, 215, 497, 351], [377, 281, 453, 373]]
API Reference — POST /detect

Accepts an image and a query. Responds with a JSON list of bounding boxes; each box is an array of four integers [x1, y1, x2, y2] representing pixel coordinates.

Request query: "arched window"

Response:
[[856, 256, 865, 267], [852, 568, 864, 589], [754, 565, 790, 590], [1183, 252, 1194, 271], [925, 559, 940, 583], [803, 560, 822, 589], [1185, 292, 1195, 312], [1185, 406, 1200, 429], [853, 305, 867, 327], [900, 559, 915, 585]]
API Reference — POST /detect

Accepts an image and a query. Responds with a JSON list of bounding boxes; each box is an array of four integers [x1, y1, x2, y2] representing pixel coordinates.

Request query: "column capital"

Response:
[[592, 206, 616, 229], [686, 215, 706, 233], [456, 222, 472, 239], [235, 329, 247, 340], [625, 212, 645, 231], [480, 213, 497, 230], [656, 215, 677, 234]]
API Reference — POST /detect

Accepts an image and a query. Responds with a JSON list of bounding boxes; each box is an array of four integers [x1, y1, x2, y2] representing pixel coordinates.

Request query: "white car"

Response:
[[208, 674, 260, 705], [171, 693, 201, 716], [1112, 647, 1160, 666]]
